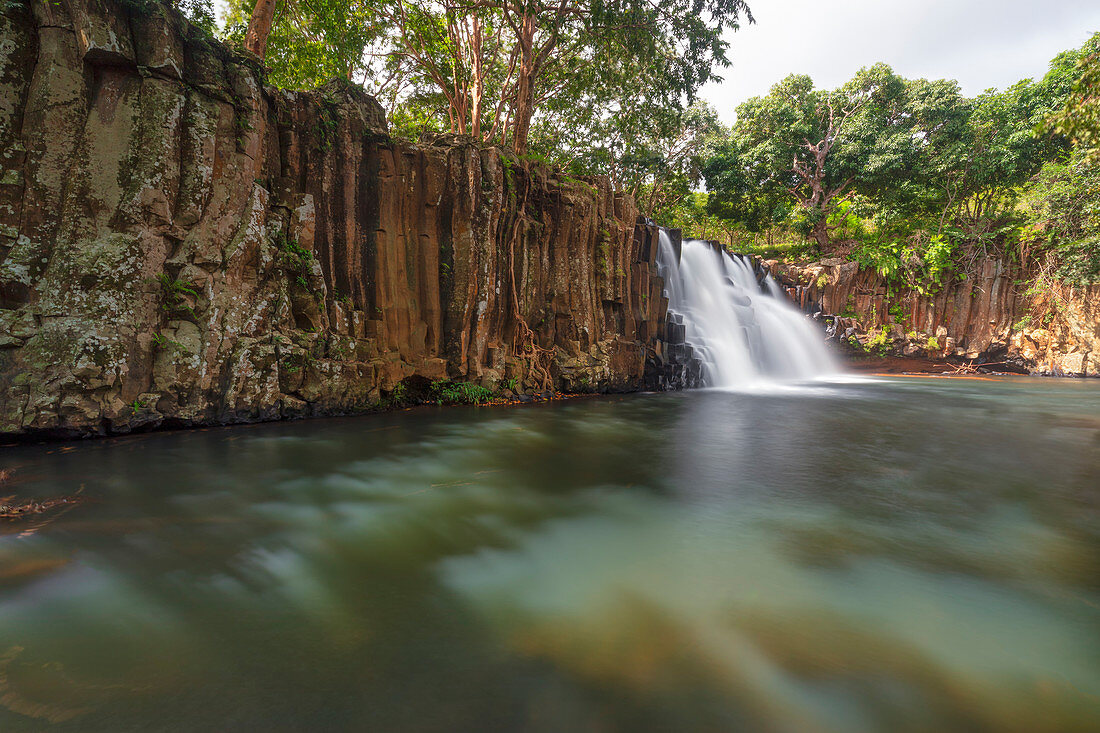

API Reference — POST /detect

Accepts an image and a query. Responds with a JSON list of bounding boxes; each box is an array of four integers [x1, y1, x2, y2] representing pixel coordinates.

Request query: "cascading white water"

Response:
[[656, 232, 838, 387]]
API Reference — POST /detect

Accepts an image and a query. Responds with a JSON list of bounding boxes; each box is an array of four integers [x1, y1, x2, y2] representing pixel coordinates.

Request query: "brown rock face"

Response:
[[0, 1, 673, 438], [767, 257, 1100, 376]]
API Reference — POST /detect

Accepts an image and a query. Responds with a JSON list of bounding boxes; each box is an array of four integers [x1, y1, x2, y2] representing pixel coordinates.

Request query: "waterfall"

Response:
[[655, 232, 838, 387]]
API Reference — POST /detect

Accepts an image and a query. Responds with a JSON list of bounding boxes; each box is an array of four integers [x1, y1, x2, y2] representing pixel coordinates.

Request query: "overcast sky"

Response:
[[702, 0, 1100, 124]]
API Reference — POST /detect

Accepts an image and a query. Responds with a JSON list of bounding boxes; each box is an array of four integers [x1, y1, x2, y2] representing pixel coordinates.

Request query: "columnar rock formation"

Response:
[[0, 0, 676, 438], [769, 257, 1100, 376]]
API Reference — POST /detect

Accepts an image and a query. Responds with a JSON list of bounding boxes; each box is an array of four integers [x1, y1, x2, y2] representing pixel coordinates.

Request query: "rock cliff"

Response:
[[0, 0, 676, 438], [768, 257, 1100, 376]]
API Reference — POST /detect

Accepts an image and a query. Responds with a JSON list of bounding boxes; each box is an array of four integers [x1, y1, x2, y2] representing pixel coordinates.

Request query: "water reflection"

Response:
[[1, 378, 1099, 731]]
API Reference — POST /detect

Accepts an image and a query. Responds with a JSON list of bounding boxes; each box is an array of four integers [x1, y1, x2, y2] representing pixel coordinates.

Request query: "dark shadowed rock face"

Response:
[[0, 0, 675, 438], [766, 257, 1100, 376]]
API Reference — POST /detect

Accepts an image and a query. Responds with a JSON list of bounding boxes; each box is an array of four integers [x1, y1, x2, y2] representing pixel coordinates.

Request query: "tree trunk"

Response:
[[812, 215, 829, 251], [512, 66, 535, 154], [469, 18, 484, 140], [511, 14, 537, 154], [245, 0, 278, 59]]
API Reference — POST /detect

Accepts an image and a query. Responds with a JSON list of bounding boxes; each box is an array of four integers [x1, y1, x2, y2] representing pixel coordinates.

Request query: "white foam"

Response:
[[656, 234, 840, 387]]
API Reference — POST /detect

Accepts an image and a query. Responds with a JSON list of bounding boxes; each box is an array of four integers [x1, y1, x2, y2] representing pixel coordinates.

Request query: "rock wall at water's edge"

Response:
[[0, 0, 679, 438], [768, 257, 1100, 376]]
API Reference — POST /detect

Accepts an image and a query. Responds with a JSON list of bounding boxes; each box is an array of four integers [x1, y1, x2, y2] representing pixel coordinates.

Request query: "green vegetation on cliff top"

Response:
[[170, 1, 1097, 291], [694, 33, 1100, 292]]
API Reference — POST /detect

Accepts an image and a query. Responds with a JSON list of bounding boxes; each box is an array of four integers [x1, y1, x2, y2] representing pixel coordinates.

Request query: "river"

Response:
[[1, 376, 1099, 731]]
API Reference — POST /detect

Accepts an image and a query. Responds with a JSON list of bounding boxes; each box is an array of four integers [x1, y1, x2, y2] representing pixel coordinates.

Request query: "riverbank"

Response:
[[843, 353, 1099, 377], [844, 356, 958, 375]]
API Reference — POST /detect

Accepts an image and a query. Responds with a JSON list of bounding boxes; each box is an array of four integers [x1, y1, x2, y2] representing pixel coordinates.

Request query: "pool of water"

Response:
[[1, 376, 1099, 731]]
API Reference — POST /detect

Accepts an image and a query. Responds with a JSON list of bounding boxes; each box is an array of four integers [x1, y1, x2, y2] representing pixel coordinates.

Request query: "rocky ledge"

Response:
[[767, 257, 1099, 376]]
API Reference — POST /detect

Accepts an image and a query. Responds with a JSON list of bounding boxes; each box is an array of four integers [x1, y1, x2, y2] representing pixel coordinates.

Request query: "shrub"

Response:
[[430, 380, 494, 405], [866, 326, 891, 356]]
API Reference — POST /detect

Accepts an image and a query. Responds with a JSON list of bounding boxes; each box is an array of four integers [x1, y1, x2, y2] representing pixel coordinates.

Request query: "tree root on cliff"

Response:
[[504, 161, 554, 392], [512, 317, 554, 392]]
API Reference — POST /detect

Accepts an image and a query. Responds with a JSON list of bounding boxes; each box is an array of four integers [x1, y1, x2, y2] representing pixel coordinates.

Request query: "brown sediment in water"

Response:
[[880, 373, 1012, 381], [0, 470, 88, 521], [843, 355, 1043, 379], [844, 356, 962, 375]]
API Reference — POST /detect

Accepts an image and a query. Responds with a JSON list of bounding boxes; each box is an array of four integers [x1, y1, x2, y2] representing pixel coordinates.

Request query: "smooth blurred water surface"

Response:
[[1, 376, 1099, 732]]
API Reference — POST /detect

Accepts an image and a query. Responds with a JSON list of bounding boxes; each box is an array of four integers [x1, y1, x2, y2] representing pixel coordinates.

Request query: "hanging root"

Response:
[[512, 315, 554, 391], [505, 160, 554, 392]]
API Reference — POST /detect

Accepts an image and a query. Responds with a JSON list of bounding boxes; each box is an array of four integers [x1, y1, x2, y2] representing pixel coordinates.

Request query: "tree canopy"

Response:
[[225, 0, 751, 154], [196, 1, 1100, 287], [706, 65, 922, 249], [1043, 38, 1100, 162], [697, 33, 1100, 287]]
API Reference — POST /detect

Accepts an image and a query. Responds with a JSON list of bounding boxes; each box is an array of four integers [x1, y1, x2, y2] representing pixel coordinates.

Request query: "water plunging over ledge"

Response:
[[656, 231, 838, 387]]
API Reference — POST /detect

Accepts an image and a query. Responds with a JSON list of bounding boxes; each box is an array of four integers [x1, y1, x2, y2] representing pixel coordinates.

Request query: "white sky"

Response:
[[703, 0, 1100, 124]]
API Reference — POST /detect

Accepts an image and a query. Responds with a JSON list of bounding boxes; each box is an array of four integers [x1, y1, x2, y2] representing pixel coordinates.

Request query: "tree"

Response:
[[441, 0, 752, 154], [1044, 32, 1100, 162], [642, 104, 724, 220], [703, 56, 1081, 253], [225, 0, 382, 87], [1022, 149, 1100, 282], [244, 0, 278, 57], [225, 0, 753, 154], [556, 101, 723, 219], [913, 50, 1080, 244], [702, 137, 790, 235], [711, 64, 915, 250]]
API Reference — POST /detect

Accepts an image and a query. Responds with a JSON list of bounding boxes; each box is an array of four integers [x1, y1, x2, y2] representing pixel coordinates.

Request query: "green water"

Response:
[[1, 376, 1098, 732]]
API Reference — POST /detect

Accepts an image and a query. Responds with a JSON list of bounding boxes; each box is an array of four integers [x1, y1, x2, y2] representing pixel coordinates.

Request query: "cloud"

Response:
[[702, 0, 1100, 123]]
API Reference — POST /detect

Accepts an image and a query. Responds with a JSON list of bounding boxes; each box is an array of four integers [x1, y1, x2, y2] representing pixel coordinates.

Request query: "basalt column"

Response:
[[0, 0, 680, 438]]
